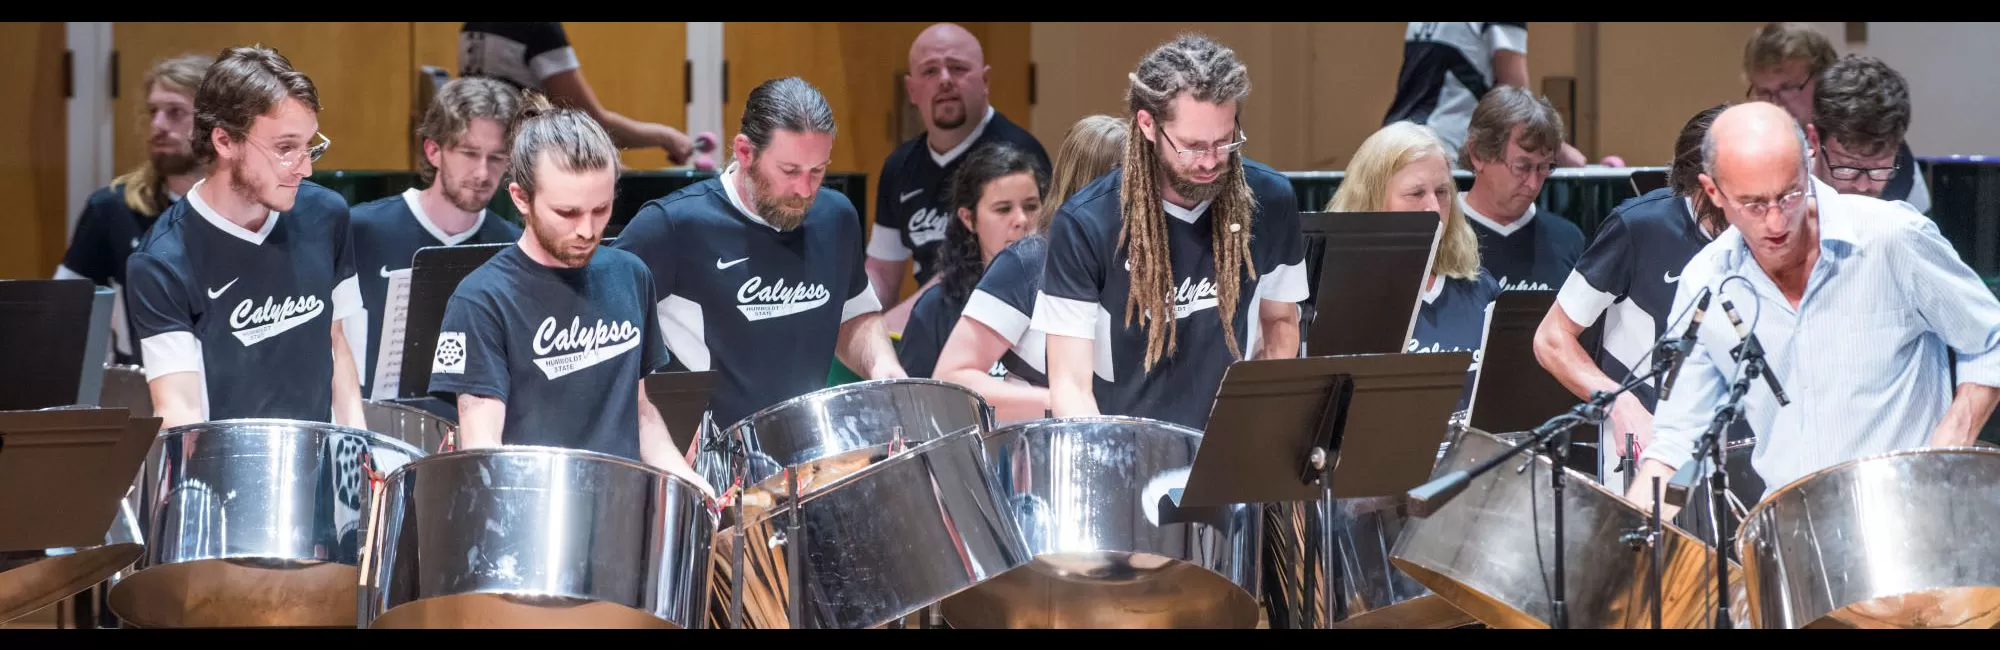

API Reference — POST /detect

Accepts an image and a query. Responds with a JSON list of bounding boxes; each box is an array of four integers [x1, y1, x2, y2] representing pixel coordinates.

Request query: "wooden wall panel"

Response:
[[564, 22, 686, 170], [0, 22, 68, 280], [112, 22, 414, 172], [1594, 22, 1765, 166]]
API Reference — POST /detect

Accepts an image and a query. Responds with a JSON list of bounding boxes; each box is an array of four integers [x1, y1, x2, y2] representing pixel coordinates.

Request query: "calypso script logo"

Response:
[[532, 316, 643, 380], [229, 295, 325, 346], [735, 276, 831, 321]]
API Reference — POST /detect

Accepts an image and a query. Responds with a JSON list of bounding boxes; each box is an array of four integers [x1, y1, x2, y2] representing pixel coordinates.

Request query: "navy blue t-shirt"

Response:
[[962, 234, 1051, 387], [869, 108, 1050, 285], [1459, 196, 1585, 292], [60, 183, 171, 365], [126, 180, 361, 423], [426, 244, 668, 462], [350, 189, 522, 395], [612, 165, 878, 430], [1407, 270, 1503, 412], [897, 284, 967, 381], [1032, 158, 1309, 431]]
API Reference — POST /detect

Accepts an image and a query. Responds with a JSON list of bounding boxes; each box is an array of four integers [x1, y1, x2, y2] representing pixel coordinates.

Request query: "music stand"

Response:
[[1172, 352, 1473, 629], [1630, 170, 1668, 195], [0, 281, 113, 411], [0, 408, 159, 623], [1299, 211, 1442, 357], [643, 370, 717, 452], [396, 243, 512, 399], [1466, 290, 1599, 475]]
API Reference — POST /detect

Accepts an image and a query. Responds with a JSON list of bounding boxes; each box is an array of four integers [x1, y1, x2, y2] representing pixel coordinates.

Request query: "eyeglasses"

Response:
[[1746, 79, 1810, 102], [1720, 186, 1811, 218], [1156, 126, 1247, 161], [1827, 163, 1899, 182], [253, 131, 331, 169]]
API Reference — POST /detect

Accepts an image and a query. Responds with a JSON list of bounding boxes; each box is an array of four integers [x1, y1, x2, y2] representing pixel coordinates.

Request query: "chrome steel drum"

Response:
[[361, 400, 457, 455], [709, 428, 1029, 629], [107, 419, 426, 628], [1263, 497, 1473, 629], [938, 417, 1261, 629], [698, 378, 989, 502], [1390, 428, 1748, 628], [1738, 446, 2000, 629], [360, 446, 714, 629]]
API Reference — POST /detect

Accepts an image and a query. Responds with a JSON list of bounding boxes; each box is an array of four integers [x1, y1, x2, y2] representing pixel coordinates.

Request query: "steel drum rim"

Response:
[[158, 417, 428, 460], [363, 399, 458, 425], [1737, 444, 2000, 531], [380, 444, 713, 505], [719, 427, 985, 534], [981, 414, 1205, 442], [1448, 429, 1723, 551], [721, 377, 988, 435]]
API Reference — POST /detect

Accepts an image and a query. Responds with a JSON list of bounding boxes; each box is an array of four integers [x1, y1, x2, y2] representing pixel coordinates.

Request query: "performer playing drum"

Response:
[[1629, 101, 2000, 513], [425, 93, 712, 497]]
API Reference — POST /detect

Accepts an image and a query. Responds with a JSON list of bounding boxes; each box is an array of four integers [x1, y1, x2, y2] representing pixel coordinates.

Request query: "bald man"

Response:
[[1628, 102, 2000, 515], [868, 23, 1050, 332]]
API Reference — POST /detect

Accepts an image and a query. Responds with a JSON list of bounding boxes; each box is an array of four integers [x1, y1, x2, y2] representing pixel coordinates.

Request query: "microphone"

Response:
[[1659, 287, 1712, 402], [1719, 297, 1790, 406]]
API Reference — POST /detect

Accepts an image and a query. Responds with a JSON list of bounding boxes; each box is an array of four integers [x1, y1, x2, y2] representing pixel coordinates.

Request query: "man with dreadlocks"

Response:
[[1031, 34, 1307, 431]]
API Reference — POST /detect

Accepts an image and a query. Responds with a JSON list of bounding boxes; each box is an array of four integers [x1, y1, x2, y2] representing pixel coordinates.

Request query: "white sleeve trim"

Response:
[[866, 224, 912, 261], [963, 290, 1031, 346], [53, 264, 87, 281], [1489, 24, 1528, 54], [1262, 262, 1309, 303], [1554, 269, 1617, 328], [331, 275, 363, 322], [140, 331, 203, 381], [529, 46, 582, 82], [1030, 292, 1099, 341], [842, 279, 885, 323]]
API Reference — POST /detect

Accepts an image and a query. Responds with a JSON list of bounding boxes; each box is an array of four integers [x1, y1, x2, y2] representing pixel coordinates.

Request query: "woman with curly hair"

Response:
[[896, 143, 1045, 381]]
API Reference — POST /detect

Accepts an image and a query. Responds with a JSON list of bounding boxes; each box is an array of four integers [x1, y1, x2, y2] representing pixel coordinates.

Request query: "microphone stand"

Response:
[[1687, 332, 1772, 629]]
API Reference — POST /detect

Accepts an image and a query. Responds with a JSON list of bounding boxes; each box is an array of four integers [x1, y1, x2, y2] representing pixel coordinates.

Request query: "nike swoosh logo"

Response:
[[207, 278, 238, 299], [900, 189, 924, 202], [381, 265, 397, 278], [716, 257, 749, 270], [1664, 271, 1681, 283]]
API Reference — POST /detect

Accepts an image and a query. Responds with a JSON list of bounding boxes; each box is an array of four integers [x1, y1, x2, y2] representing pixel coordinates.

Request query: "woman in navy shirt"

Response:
[[896, 143, 1045, 382]]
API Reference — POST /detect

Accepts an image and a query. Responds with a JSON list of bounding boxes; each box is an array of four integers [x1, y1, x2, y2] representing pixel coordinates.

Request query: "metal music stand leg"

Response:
[[1319, 477, 1335, 629], [786, 463, 804, 628], [727, 416, 747, 631]]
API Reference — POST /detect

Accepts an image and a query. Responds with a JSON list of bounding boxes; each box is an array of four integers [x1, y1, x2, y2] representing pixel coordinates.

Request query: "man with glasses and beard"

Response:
[[427, 94, 712, 497], [1032, 34, 1307, 431], [350, 77, 526, 399], [614, 76, 905, 432], [58, 53, 212, 366], [866, 23, 1050, 332], [126, 46, 366, 430]]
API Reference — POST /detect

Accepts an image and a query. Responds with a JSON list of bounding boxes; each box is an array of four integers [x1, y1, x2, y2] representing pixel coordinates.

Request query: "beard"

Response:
[[528, 213, 598, 267], [439, 173, 496, 212], [225, 156, 266, 209], [747, 163, 813, 231], [152, 148, 199, 177], [931, 97, 967, 130], [1159, 155, 1229, 204]]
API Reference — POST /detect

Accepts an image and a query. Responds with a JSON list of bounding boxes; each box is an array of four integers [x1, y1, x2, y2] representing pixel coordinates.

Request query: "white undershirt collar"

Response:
[[1162, 199, 1212, 224], [929, 105, 996, 167], [401, 188, 488, 246], [186, 178, 279, 246], [721, 162, 782, 231], [1458, 193, 1537, 236]]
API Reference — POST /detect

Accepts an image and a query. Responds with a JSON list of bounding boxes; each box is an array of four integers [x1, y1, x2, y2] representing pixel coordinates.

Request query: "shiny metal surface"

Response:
[[1263, 497, 1473, 629], [1738, 446, 2000, 629], [361, 400, 457, 455], [701, 378, 989, 502], [937, 417, 1261, 629], [710, 428, 1029, 629], [107, 419, 426, 628], [1391, 428, 1748, 628], [1671, 437, 1760, 550], [360, 446, 714, 629]]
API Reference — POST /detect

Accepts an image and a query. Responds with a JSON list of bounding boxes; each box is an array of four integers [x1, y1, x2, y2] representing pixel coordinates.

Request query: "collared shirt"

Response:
[[1642, 181, 2000, 499]]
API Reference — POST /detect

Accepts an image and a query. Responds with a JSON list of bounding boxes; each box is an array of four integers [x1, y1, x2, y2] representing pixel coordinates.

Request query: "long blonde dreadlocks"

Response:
[[1119, 34, 1257, 370]]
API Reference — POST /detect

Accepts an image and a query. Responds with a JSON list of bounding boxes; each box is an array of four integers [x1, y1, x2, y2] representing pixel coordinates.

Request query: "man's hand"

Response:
[[668, 464, 718, 501], [1608, 392, 1655, 459], [1624, 458, 1683, 520], [871, 357, 908, 380]]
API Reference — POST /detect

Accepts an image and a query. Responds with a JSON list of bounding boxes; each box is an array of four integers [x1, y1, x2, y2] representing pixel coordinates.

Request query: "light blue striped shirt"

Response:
[[1642, 185, 2000, 500]]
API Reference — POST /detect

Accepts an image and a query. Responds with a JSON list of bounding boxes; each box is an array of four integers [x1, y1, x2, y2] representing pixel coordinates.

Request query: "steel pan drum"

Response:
[[1739, 446, 2000, 629], [1390, 428, 1748, 628], [361, 400, 457, 455], [938, 417, 1261, 629], [709, 428, 1028, 629], [699, 378, 990, 502], [107, 419, 425, 628], [360, 446, 714, 629], [0, 493, 144, 624]]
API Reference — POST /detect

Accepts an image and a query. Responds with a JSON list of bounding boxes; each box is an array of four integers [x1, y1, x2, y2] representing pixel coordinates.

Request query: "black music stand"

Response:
[[1172, 352, 1473, 629], [396, 243, 513, 399], [1467, 290, 1599, 475], [1299, 211, 1442, 357], [1630, 170, 1669, 195], [643, 370, 717, 452], [0, 408, 159, 623], [0, 281, 114, 411]]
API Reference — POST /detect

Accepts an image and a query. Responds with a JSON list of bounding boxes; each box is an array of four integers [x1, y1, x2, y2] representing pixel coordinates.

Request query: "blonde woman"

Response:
[[932, 115, 1128, 423], [1329, 120, 1500, 411]]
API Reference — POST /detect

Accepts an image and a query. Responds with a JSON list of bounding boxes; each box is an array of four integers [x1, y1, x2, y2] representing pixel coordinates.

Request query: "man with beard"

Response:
[[427, 94, 712, 497], [350, 77, 525, 399], [58, 53, 212, 366], [126, 46, 367, 430], [614, 76, 905, 431], [1032, 34, 1307, 431], [866, 23, 1050, 332]]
